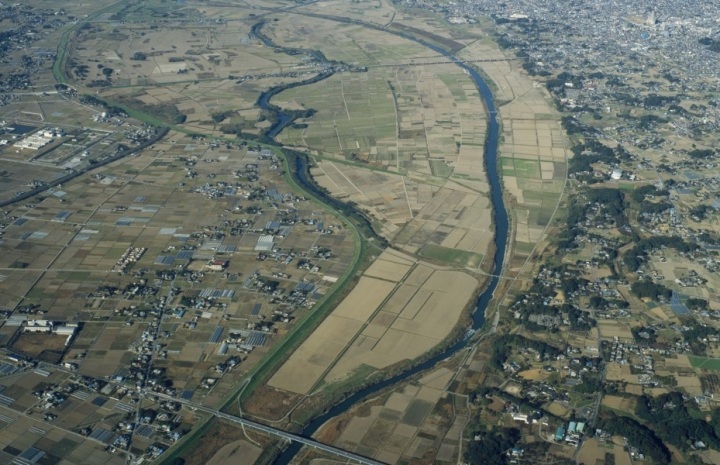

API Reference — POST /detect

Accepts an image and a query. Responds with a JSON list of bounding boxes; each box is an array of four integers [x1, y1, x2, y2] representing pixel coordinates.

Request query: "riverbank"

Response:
[[263, 11, 508, 465]]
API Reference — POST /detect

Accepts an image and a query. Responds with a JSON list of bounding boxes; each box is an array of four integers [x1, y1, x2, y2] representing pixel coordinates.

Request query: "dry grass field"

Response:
[[597, 320, 634, 341], [304, 0, 399, 27], [269, 249, 478, 395], [178, 419, 273, 465], [311, 365, 462, 464], [602, 395, 637, 413], [206, 439, 263, 465], [577, 438, 610, 465], [10, 333, 69, 363]]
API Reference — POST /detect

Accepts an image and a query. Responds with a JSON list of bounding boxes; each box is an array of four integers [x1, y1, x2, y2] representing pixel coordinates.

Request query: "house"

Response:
[[206, 259, 228, 271]]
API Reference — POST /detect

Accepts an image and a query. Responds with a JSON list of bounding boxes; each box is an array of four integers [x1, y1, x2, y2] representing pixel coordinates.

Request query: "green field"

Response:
[[419, 244, 483, 267], [430, 159, 453, 177], [689, 356, 720, 371]]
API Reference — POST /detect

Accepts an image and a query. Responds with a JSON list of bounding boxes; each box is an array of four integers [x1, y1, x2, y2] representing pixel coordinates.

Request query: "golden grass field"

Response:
[[269, 249, 478, 394], [602, 395, 637, 413]]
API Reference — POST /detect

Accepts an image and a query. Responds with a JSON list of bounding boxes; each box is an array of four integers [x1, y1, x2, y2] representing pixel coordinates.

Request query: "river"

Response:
[[253, 22, 508, 465]]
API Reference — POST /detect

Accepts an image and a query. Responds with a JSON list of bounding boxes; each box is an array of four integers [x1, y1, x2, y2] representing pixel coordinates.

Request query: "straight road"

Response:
[[152, 392, 386, 465]]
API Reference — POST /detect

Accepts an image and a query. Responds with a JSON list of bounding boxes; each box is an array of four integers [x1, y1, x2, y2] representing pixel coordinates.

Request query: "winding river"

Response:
[[253, 21, 508, 465]]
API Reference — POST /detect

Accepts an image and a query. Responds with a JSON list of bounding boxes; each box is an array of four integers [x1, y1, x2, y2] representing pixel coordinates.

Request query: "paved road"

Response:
[[154, 392, 386, 465], [19, 356, 385, 465]]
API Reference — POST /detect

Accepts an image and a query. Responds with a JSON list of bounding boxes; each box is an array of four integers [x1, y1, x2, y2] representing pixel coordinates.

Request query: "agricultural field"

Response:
[[689, 356, 720, 371], [6, 130, 353, 389], [0, 369, 131, 465], [1, 119, 358, 462], [68, 15, 313, 136], [249, 13, 498, 266], [457, 40, 569, 282], [0, 0, 580, 463], [266, 248, 478, 398], [304, 0, 399, 27], [306, 365, 466, 465], [166, 418, 275, 465]]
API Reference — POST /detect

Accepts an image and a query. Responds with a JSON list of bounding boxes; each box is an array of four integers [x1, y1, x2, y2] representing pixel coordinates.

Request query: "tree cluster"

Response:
[[464, 428, 521, 465], [636, 392, 720, 451], [630, 280, 672, 301], [631, 185, 669, 203], [596, 414, 670, 464], [623, 236, 698, 271], [490, 334, 563, 370]]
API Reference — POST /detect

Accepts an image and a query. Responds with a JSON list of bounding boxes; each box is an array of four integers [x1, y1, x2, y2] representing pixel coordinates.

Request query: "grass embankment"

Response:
[[219, 161, 372, 412], [154, 148, 373, 465]]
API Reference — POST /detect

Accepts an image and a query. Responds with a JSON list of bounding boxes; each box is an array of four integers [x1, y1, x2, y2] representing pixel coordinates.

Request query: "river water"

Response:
[[253, 23, 508, 465]]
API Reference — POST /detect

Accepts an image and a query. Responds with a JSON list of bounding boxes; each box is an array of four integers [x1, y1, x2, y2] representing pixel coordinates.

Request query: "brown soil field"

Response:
[[546, 402, 570, 418], [602, 395, 636, 413], [518, 368, 549, 381], [324, 269, 477, 383], [675, 373, 703, 395], [11, 332, 69, 363], [180, 419, 267, 465], [380, 284, 422, 315], [239, 384, 302, 421], [597, 321, 634, 340], [267, 314, 365, 394], [577, 438, 606, 465], [605, 362, 639, 383], [269, 247, 478, 396], [611, 437, 633, 465], [624, 384, 644, 396], [664, 354, 693, 368], [364, 258, 412, 282], [206, 439, 262, 465], [331, 277, 397, 322], [404, 265, 434, 287]]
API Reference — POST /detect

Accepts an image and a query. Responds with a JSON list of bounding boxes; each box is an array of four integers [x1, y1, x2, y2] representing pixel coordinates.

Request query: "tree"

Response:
[[465, 428, 520, 465], [630, 280, 672, 301], [596, 414, 670, 464]]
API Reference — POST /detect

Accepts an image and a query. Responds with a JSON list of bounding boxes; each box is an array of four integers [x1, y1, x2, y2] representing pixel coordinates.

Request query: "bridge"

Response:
[[157, 393, 387, 465]]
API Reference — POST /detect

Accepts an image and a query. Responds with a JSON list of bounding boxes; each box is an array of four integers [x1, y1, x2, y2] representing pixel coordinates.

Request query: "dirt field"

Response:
[[518, 368, 550, 381], [546, 402, 570, 418], [605, 362, 639, 384], [11, 332, 69, 363], [602, 395, 637, 414], [269, 250, 478, 395], [597, 320, 634, 341], [180, 419, 268, 465], [324, 267, 477, 384], [577, 439, 607, 465], [206, 439, 262, 465], [675, 373, 703, 396], [318, 366, 456, 463]]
